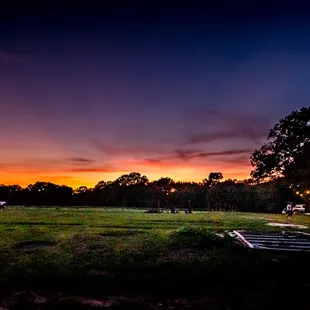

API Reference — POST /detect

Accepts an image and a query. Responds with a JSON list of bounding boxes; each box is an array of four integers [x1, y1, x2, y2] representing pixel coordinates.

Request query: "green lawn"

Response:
[[0, 208, 310, 309]]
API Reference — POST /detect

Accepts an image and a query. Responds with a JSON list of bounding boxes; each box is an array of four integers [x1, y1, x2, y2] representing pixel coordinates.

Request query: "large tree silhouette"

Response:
[[251, 107, 310, 189]]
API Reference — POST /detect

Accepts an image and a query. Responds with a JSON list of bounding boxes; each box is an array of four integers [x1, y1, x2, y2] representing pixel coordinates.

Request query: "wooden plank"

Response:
[[233, 230, 254, 248], [257, 246, 310, 252], [243, 234, 299, 238], [295, 231, 310, 237], [251, 243, 310, 249], [245, 236, 310, 241], [245, 238, 310, 244]]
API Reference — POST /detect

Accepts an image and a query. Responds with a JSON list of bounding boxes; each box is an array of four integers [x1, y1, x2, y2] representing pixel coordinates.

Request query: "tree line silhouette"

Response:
[[0, 172, 301, 213]]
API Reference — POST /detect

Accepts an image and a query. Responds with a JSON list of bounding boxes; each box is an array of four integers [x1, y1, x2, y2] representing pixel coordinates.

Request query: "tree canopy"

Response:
[[251, 106, 310, 189]]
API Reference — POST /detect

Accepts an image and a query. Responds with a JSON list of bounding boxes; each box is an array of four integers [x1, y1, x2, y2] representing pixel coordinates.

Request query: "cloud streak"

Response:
[[186, 128, 265, 145], [90, 139, 170, 156], [0, 157, 116, 175], [145, 148, 253, 163], [65, 157, 95, 164], [67, 167, 121, 173], [214, 155, 250, 165], [183, 108, 270, 145]]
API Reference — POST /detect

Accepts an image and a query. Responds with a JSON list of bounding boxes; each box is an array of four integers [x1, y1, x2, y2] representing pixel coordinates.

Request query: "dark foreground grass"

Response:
[[0, 208, 310, 309]]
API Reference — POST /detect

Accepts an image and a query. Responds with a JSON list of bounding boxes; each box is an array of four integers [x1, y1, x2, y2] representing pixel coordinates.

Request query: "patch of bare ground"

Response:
[[15, 240, 56, 251], [86, 270, 109, 276], [155, 249, 214, 264]]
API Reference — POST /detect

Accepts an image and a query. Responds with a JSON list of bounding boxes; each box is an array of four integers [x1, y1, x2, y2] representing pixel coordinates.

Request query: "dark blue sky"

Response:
[[1, 1, 310, 187]]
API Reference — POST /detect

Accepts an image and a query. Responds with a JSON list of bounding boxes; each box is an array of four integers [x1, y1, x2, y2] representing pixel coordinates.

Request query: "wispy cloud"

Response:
[[184, 149, 253, 159], [174, 148, 202, 160], [214, 154, 250, 165], [0, 159, 122, 176], [65, 157, 95, 164], [0, 159, 60, 174], [185, 130, 263, 144], [88, 108, 267, 169], [133, 159, 184, 169], [33, 175, 75, 182], [90, 139, 169, 156], [68, 167, 119, 173], [183, 108, 270, 145], [145, 148, 253, 163]]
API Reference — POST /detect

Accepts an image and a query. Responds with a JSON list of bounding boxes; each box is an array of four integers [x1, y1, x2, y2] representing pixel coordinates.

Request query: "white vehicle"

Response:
[[293, 204, 306, 213], [0, 201, 6, 210]]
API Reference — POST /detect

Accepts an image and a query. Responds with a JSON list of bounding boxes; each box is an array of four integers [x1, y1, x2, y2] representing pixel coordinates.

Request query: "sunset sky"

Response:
[[1, 2, 310, 188]]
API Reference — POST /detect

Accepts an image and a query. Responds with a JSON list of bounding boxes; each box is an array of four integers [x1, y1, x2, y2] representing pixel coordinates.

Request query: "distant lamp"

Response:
[[300, 194, 303, 197], [306, 190, 310, 194], [296, 191, 300, 195]]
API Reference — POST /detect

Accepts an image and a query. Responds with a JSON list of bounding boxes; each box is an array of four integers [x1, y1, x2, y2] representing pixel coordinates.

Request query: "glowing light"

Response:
[[296, 191, 300, 195], [306, 191, 310, 194]]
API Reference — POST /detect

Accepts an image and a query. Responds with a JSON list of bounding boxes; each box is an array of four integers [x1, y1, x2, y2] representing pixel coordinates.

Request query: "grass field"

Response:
[[0, 207, 310, 309]]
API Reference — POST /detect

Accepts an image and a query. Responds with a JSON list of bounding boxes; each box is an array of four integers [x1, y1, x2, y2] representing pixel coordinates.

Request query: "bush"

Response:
[[170, 225, 224, 249]]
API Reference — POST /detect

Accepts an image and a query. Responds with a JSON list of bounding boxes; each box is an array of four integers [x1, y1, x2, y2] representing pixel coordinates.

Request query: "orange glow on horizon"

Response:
[[0, 161, 251, 188]]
